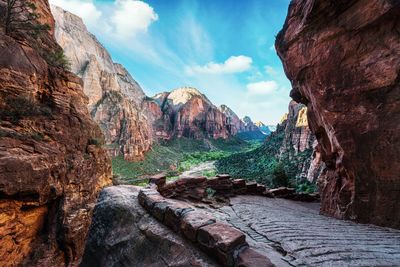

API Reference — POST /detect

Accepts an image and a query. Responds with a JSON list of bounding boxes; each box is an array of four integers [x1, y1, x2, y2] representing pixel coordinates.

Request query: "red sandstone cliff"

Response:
[[146, 87, 263, 140], [0, 0, 112, 265], [51, 6, 152, 161], [276, 0, 400, 228]]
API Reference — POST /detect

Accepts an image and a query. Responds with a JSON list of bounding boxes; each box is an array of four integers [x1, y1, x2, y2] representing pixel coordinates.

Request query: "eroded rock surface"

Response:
[[81, 186, 219, 267], [52, 6, 152, 161], [276, 0, 400, 227], [0, 1, 112, 265], [216, 195, 400, 266]]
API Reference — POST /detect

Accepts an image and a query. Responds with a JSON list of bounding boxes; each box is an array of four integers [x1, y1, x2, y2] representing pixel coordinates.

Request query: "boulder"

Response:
[[197, 223, 247, 266], [181, 212, 216, 242]]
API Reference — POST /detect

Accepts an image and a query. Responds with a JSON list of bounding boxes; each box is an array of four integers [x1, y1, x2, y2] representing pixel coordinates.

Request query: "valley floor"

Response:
[[213, 195, 400, 266]]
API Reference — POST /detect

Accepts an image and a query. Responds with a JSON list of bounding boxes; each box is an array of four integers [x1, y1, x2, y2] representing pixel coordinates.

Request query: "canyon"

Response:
[[1, 0, 399, 266], [51, 6, 265, 162]]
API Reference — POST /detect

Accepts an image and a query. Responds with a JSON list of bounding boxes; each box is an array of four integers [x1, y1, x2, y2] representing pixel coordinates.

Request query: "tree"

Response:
[[271, 162, 289, 188], [3, 0, 49, 36]]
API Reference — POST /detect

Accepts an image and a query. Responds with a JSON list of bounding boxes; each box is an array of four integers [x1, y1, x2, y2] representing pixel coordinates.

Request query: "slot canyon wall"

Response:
[[276, 0, 400, 228], [0, 0, 112, 265]]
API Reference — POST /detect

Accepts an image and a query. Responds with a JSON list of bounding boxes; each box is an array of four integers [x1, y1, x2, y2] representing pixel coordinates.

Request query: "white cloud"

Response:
[[50, 0, 102, 28], [111, 0, 158, 39], [186, 55, 252, 75], [247, 80, 278, 95], [264, 65, 278, 76], [50, 0, 158, 40]]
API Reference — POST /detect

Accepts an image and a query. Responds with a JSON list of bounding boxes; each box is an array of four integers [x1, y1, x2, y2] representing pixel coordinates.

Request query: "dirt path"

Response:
[[180, 161, 216, 177], [211, 195, 400, 267]]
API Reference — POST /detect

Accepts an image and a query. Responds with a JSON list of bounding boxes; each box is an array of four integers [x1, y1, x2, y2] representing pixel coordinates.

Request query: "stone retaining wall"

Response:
[[150, 173, 319, 202], [138, 187, 274, 267]]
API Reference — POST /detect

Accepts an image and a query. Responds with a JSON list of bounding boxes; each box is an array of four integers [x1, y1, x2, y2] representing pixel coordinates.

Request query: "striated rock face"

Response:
[[81, 186, 218, 267], [146, 87, 262, 140], [218, 104, 245, 135], [276, 0, 400, 227], [0, 1, 112, 266], [277, 101, 323, 182], [51, 6, 152, 161]]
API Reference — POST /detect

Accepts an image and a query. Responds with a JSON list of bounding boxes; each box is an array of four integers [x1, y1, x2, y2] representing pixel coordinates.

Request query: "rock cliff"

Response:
[[216, 100, 322, 185], [146, 87, 263, 140], [51, 6, 152, 161], [278, 101, 323, 182], [0, 0, 112, 265], [276, 0, 400, 228]]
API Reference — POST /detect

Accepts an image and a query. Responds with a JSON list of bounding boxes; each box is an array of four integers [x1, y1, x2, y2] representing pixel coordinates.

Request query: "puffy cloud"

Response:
[[50, 0, 158, 40], [246, 80, 278, 95], [111, 0, 158, 39], [50, 0, 102, 28], [186, 55, 252, 75]]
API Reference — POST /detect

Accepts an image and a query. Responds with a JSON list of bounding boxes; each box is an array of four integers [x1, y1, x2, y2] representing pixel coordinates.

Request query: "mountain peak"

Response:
[[168, 86, 210, 106]]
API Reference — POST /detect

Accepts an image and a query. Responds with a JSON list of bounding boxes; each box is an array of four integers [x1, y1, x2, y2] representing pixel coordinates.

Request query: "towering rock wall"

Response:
[[276, 0, 400, 228], [51, 6, 152, 161], [0, 0, 112, 265], [146, 87, 264, 140], [278, 101, 323, 182]]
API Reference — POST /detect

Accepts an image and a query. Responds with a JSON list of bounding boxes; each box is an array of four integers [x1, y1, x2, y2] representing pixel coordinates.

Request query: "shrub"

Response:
[[0, 95, 52, 123], [42, 48, 71, 70], [271, 162, 289, 188], [88, 138, 103, 147]]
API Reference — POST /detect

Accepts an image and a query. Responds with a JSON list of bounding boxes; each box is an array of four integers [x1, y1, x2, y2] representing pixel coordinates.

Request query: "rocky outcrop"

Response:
[[218, 105, 245, 135], [51, 6, 152, 161], [146, 87, 263, 140], [276, 0, 400, 228], [278, 101, 323, 182], [0, 1, 112, 265], [81, 186, 219, 267]]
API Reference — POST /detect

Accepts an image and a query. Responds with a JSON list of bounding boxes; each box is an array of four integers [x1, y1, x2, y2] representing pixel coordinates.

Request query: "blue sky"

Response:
[[50, 0, 292, 124]]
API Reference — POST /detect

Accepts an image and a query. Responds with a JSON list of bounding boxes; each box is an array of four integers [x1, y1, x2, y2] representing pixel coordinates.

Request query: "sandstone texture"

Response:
[[217, 195, 400, 266], [81, 186, 219, 267], [276, 0, 400, 228], [0, 1, 112, 266], [51, 6, 152, 161]]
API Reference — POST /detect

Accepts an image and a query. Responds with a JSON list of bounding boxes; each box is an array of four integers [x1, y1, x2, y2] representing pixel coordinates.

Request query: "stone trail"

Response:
[[216, 195, 400, 267]]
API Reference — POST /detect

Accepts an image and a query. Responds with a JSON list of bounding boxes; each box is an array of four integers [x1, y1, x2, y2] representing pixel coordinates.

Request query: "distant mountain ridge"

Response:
[[145, 87, 265, 140], [51, 7, 265, 161]]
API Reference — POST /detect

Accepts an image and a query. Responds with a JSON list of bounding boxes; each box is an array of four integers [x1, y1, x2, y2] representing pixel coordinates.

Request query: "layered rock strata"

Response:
[[51, 6, 152, 161], [276, 0, 400, 228], [0, 1, 112, 265]]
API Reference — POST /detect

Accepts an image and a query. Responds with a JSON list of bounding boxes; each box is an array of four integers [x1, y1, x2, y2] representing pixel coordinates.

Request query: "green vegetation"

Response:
[[0, 95, 52, 123], [112, 137, 261, 184], [42, 48, 71, 70], [216, 131, 315, 192]]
